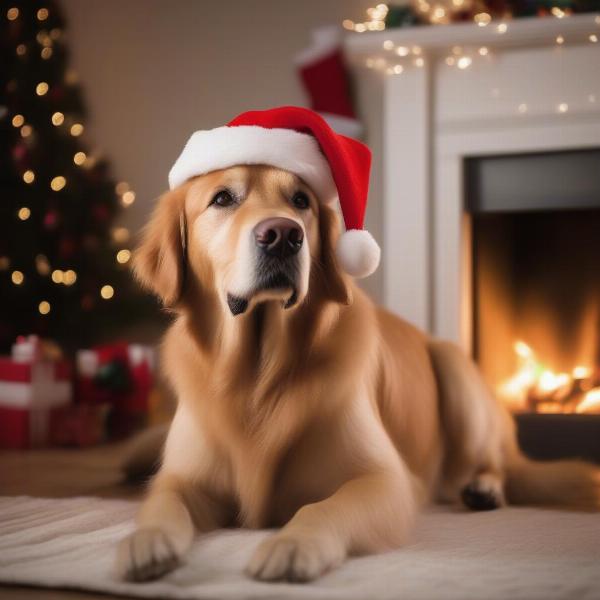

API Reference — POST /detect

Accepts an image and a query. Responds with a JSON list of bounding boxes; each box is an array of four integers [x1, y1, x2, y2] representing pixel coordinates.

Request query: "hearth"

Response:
[[467, 149, 600, 462]]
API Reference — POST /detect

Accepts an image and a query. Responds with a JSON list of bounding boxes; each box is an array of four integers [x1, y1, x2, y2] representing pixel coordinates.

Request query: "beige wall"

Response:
[[61, 0, 383, 299]]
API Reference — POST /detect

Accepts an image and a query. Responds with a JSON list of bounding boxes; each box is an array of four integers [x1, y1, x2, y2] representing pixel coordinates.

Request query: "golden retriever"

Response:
[[117, 165, 600, 583]]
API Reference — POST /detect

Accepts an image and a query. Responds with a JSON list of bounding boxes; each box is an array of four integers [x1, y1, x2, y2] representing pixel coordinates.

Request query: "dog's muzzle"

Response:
[[253, 217, 303, 258], [226, 218, 303, 317]]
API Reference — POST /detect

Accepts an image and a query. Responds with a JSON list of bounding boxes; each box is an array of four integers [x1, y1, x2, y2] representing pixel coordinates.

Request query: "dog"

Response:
[[116, 164, 600, 583]]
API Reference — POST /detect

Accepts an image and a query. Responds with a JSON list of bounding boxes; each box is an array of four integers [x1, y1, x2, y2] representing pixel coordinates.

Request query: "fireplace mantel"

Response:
[[345, 14, 600, 350]]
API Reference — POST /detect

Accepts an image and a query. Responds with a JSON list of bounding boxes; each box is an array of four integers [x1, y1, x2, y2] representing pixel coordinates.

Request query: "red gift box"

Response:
[[75, 342, 155, 438], [0, 336, 72, 449]]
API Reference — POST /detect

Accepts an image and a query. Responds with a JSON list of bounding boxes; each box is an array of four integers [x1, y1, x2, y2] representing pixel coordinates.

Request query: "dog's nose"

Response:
[[254, 217, 303, 258]]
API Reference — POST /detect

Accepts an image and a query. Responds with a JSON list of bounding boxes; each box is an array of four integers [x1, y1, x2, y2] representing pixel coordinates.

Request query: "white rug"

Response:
[[0, 496, 598, 600]]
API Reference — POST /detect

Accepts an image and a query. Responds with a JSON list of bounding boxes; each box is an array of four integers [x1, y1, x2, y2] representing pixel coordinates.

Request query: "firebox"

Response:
[[466, 149, 600, 463]]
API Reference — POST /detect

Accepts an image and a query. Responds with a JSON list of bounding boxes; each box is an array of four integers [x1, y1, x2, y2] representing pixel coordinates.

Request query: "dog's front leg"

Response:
[[116, 403, 229, 581], [246, 464, 420, 582], [246, 394, 422, 583], [116, 472, 220, 582]]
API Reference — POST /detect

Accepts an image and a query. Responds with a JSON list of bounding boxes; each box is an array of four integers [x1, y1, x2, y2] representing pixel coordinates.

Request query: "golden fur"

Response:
[[117, 166, 600, 583]]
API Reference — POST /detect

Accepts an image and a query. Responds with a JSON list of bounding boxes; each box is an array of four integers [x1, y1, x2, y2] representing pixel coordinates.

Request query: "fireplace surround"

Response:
[[346, 13, 600, 461]]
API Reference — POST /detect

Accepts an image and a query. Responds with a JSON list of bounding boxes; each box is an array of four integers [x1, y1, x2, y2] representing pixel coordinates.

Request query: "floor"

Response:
[[0, 443, 141, 600]]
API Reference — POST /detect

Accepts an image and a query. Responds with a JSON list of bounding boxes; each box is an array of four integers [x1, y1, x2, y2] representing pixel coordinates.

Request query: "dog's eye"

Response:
[[211, 190, 235, 208], [291, 192, 310, 210]]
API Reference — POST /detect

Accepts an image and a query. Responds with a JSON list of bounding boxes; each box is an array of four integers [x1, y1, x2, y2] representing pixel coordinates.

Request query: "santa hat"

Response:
[[168, 106, 380, 278]]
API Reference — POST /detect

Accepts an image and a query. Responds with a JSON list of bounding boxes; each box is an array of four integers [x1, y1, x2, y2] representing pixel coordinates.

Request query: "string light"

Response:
[[7, 7, 19, 20], [11, 271, 24, 285], [36, 82, 49, 96], [412, 46, 422, 55], [41, 47, 52, 60], [121, 191, 136, 206], [445, 56, 456, 66], [50, 28, 62, 40], [474, 12, 491, 26], [36, 31, 50, 46], [344, 3, 388, 32], [38, 301, 51, 315], [496, 23, 508, 34], [116, 249, 131, 264], [112, 227, 130, 243], [50, 176, 66, 191], [23, 170, 35, 184], [556, 35, 564, 44], [18, 207, 31, 221], [457, 56, 472, 69], [37, 8, 49, 21], [551, 6, 567, 18], [20, 125, 32, 138], [100, 285, 115, 300], [73, 151, 87, 165], [11, 114, 24, 127], [36, 255, 50, 276], [383, 40, 394, 50], [557, 102, 569, 113], [395, 46, 409, 56], [51, 112, 64, 126], [590, 34, 598, 43], [518, 103, 528, 113], [70, 123, 84, 136], [51, 270, 64, 284], [115, 182, 130, 195], [0, 257, 10, 271], [479, 46, 489, 56], [16, 44, 26, 56], [63, 270, 77, 285], [414, 57, 425, 67]]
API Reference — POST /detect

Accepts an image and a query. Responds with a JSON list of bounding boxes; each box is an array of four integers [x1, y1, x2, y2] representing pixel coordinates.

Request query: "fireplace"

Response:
[[345, 13, 600, 462], [466, 150, 600, 462]]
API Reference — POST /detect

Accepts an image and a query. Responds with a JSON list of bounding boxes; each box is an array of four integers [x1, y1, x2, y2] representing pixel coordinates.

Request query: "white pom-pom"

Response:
[[335, 229, 381, 279]]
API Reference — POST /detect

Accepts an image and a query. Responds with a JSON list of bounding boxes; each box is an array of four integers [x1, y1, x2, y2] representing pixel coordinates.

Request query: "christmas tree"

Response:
[[0, 1, 155, 353]]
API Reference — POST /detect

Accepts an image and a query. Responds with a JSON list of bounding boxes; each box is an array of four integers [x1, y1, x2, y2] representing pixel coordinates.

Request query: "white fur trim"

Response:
[[335, 229, 380, 279], [168, 126, 336, 200]]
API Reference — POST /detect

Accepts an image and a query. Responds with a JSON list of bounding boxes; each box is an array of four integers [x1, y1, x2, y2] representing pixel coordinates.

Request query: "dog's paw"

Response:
[[461, 473, 505, 511], [116, 528, 181, 582], [245, 533, 344, 583]]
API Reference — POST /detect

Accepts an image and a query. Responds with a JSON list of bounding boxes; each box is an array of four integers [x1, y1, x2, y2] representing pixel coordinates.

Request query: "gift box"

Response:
[[0, 336, 72, 449], [75, 342, 155, 438]]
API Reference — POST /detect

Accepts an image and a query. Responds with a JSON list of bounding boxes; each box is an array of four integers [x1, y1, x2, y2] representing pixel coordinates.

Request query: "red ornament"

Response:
[[81, 294, 95, 311], [43, 210, 60, 230], [49, 86, 66, 103], [92, 203, 110, 223], [12, 142, 29, 169], [59, 236, 77, 259]]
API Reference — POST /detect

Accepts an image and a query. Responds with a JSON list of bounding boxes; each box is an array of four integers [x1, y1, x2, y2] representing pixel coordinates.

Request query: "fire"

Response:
[[497, 341, 600, 414], [576, 388, 600, 414]]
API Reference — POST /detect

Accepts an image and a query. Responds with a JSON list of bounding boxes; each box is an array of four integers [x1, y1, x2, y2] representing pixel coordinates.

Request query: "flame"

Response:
[[576, 388, 600, 414], [573, 365, 591, 379], [514, 340, 533, 359], [497, 341, 598, 414]]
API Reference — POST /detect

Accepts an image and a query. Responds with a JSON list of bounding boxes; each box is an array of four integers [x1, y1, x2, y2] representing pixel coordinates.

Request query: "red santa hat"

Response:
[[168, 106, 380, 278]]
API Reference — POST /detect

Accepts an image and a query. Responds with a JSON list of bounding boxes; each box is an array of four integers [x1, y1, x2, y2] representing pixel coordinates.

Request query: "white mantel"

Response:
[[345, 14, 600, 350]]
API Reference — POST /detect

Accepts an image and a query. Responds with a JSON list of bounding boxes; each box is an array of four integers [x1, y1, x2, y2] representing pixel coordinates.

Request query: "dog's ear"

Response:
[[132, 186, 187, 307], [317, 203, 352, 305]]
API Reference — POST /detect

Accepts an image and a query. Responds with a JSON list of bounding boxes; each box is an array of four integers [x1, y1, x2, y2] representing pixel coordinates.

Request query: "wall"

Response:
[[60, 0, 383, 300]]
